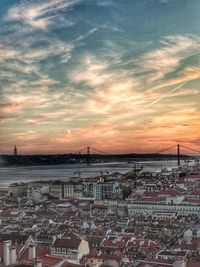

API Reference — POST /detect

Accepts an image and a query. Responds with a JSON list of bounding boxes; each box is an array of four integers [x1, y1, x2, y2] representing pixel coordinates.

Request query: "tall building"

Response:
[[14, 145, 17, 156]]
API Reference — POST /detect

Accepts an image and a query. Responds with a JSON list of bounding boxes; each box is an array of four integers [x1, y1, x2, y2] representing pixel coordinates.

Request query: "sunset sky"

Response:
[[0, 0, 200, 154]]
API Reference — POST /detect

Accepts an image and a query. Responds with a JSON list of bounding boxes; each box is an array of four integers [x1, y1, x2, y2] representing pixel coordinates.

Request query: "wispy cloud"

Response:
[[6, 0, 80, 30], [0, 40, 74, 64], [134, 35, 200, 84], [97, 0, 115, 7]]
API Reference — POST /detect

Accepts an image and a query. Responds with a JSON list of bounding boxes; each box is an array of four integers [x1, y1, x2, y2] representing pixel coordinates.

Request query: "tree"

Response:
[[122, 187, 132, 199]]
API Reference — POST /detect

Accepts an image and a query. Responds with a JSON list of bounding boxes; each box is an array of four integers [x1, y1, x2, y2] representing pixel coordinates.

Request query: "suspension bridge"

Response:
[[72, 144, 200, 166]]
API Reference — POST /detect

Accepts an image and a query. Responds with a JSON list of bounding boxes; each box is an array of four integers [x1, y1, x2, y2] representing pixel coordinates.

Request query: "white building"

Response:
[[51, 238, 89, 263], [64, 182, 83, 198], [27, 186, 48, 203], [128, 201, 200, 217], [3, 241, 17, 266]]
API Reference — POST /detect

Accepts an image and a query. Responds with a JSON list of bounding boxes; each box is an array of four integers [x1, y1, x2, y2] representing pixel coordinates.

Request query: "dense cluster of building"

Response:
[[0, 163, 200, 267]]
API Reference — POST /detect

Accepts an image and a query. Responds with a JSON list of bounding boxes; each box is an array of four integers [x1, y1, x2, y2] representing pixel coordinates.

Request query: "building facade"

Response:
[[93, 182, 114, 200]]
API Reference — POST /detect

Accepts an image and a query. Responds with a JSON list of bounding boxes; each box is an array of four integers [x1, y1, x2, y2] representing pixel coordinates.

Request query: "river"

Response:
[[0, 160, 181, 189]]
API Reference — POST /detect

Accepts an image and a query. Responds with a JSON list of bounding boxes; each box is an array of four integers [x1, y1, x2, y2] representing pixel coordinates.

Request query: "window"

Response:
[[67, 249, 71, 255], [56, 248, 61, 253]]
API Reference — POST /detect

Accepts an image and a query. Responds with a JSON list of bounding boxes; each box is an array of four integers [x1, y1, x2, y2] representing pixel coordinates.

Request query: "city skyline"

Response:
[[0, 0, 200, 154]]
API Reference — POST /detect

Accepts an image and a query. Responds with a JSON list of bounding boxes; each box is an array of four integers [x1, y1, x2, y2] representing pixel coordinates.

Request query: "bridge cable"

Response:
[[90, 147, 112, 155], [73, 147, 88, 154], [180, 145, 200, 154], [156, 145, 177, 154]]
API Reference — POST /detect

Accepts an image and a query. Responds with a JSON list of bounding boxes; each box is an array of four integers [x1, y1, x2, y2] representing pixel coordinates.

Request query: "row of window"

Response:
[[129, 205, 200, 212], [55, 248, 67, 254]]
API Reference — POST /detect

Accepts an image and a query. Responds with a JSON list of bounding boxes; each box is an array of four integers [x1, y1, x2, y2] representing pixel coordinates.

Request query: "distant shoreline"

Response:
[[1, 153, 191, 166]]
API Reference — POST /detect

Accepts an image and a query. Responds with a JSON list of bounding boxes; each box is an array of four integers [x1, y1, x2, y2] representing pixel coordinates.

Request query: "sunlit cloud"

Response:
[[134, 35, 200, 84], [6, 0, 80, 29], [0, 46, 17, 62]]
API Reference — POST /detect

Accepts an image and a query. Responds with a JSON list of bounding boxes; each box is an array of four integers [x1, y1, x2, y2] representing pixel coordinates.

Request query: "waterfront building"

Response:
[[64, 182, 83, 198]]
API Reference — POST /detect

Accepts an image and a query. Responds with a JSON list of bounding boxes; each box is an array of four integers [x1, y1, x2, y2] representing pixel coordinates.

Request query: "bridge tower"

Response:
[[177, 144, 180, 166], [86, 146, 90, 166]]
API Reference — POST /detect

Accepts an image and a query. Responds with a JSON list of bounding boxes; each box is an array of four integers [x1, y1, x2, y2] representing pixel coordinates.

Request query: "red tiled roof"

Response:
[[159, 189, 180, 196], [21, 254, 64, 267], [39, 254, 64, 267], [0, 191, 7, 197], [139, 197, 165, 202], [0, 210, 21, 217], [187, 262, 200, 267], [20, 246, 51, 261], [189, 190, 200, 195], [137, 258, 174, 266], [186, 174, 200, 179], [61, 261, 84, 267], [143, 192, 158, 198], [101, 239, 127, 249]]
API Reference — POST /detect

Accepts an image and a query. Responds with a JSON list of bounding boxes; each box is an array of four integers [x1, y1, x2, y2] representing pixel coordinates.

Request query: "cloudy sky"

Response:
[[0, 0, 200, 154]]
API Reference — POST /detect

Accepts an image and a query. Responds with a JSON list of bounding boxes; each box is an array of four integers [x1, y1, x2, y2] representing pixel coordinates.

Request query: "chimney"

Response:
[[29, 244, 36, 259], [3, 240, 11, 266], [10, 246, 17, 265], [34, 258, 42, 267]]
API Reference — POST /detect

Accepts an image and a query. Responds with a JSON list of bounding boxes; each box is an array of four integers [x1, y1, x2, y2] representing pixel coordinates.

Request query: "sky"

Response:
[[0, 0, 200, 155]]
